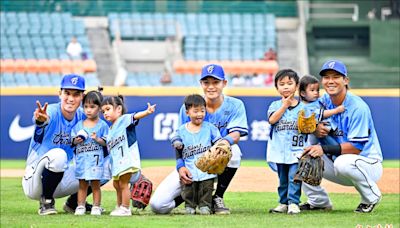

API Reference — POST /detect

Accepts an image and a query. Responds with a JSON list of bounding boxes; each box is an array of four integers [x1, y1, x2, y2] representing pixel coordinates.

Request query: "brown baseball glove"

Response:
[[294, 154, 324, 186], [195, 141, 232, 175], [298, 109, 317, 134]]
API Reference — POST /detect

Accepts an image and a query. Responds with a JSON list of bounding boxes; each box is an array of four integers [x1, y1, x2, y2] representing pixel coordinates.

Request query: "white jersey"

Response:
[[106, 113, 141, 177], [319, 92, 383, 161]]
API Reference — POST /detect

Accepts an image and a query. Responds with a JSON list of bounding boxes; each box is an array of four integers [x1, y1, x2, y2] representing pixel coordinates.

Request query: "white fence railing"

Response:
[[305, 2, 359, 21]]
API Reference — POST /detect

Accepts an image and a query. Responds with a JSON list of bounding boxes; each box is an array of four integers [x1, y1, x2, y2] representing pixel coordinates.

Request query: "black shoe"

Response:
[[299, 202, 332, 211], [85, 202, 93, 212], [354, 203, 378, 213], [212, 196, 230, 215], [354, 197, 381, 213], [38, 197, 57, 215]]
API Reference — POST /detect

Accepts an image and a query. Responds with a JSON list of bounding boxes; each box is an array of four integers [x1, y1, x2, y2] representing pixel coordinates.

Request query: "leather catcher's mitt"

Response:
[[294, 154, 324, 186], [298, 109, 317, 134], [131, 174, 153, 209], [195, 141, 232, 175]]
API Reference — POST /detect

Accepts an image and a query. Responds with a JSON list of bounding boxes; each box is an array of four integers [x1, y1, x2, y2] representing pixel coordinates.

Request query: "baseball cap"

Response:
[[319, 60, 347, 77], [60, 74, 85, 91], [200, 64, 225, 80]]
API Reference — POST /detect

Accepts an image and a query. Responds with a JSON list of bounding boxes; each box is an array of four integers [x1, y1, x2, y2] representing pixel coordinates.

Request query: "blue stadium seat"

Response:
[[14, 73, 28, 86]]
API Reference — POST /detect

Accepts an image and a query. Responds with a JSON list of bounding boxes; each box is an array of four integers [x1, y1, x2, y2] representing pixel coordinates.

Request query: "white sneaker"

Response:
[[110, 206, 132, 216], [91, 206, 102, 216], [269, 204, 288, 213], [288, 204, 301, 214], [74, 205, 86, 215]]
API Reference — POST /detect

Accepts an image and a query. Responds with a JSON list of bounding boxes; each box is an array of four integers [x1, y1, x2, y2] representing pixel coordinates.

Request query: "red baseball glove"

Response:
[[131, 174, 153, 209]]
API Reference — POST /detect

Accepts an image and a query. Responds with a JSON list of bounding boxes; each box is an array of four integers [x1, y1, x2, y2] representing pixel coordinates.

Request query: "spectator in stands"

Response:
[[161, 59, 173, 85], [66, 36, 84, 60], [251, 73, 265, 87], [244, 74, 253, 87], [160, 71, 172, 84], [231, 74, 245, 87], [264, 48, 277, 61]]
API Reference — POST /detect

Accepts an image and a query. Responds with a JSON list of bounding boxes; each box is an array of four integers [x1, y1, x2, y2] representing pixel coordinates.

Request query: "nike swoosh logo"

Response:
[[9, 115, 35, 142]]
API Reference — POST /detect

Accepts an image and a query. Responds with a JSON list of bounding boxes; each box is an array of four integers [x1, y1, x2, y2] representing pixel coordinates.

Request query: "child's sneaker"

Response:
[[199, 206, 211, 215], [269, 204, 288, 213], [288, 204, 301, 214], [185, 207, 196, 215], [91, 206, 102, 215], [110, 206, 132, 216], [74, 205, 86, 215]]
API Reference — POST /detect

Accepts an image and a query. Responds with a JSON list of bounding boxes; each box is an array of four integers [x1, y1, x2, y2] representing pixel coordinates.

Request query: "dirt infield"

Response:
[[2, 167, 399, 193]]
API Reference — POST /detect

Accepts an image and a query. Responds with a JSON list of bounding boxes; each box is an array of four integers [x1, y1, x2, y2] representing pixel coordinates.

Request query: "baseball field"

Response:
[[1, 159, 399, 228]]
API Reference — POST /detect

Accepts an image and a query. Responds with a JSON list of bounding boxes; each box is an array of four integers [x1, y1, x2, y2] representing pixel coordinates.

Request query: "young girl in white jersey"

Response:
[[71, 89, 109, 216], [101, 95, 156, 216]]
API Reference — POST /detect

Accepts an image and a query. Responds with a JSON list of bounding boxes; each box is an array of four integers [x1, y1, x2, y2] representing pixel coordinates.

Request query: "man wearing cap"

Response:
[[22, 74, 86, 215], [300, 60, 383, 213], [150, 64, 249, 215]]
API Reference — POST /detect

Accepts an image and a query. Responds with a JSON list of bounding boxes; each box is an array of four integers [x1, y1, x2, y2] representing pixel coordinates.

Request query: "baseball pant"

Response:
[[22, 148, 79, 200], [150, 144, 242, 214], [302, 154, 382, 207]]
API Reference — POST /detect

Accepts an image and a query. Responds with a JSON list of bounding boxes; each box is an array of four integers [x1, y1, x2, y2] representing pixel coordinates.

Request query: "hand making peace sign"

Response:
[[34, 100, 49, 123]]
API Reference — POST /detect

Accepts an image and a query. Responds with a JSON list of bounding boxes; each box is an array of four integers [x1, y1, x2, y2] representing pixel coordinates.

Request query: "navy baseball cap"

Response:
[[60, 74, 85, 91], [319, 60, 347, 77], [200, 64, 225, 80]]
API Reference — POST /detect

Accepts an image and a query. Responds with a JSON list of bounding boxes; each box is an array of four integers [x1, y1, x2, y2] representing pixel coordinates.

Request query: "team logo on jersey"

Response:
[[53, 132, 71, 145], [76, 142, 102, 154], [182, 143, 211, 159], [207, 65, 214, 74], [275, 120, 297, 131], [71, 77, 79, 85], [328, 61, 336, 69], [332, 127, 344, 137], [214, 121, 228, 130]]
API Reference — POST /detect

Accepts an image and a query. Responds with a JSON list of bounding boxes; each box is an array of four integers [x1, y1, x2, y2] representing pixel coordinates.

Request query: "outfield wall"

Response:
[[1, 87, 399, 159]]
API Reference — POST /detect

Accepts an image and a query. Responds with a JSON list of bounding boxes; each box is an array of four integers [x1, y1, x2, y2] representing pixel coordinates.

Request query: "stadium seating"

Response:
[[107, 12, 279, 87], [0, 72, 100, 87], [108, 13, 276, 61], [0, 12, 100, 87]]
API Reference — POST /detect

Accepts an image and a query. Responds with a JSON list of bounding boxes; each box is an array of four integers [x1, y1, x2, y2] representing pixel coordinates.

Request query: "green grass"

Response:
[[1, 159, 399, 169], [1, 177, 399, 228]]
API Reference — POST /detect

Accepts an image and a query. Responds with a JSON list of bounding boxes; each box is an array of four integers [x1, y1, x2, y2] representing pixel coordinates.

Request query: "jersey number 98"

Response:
[[292, 135, 304, 147]]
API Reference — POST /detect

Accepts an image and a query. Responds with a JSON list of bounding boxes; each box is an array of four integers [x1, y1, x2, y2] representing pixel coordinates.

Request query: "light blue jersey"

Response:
[[302, 100, 324, 123], [302, 100, 337, 145], [267, 101, 308, 164], [320, 92, 383, 161], [106, 113, 141, 177], [27, 103, 85, 165], [179, 96, 248, 138], [72, 119, 109, 180], [175, 121, 222, 181]]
